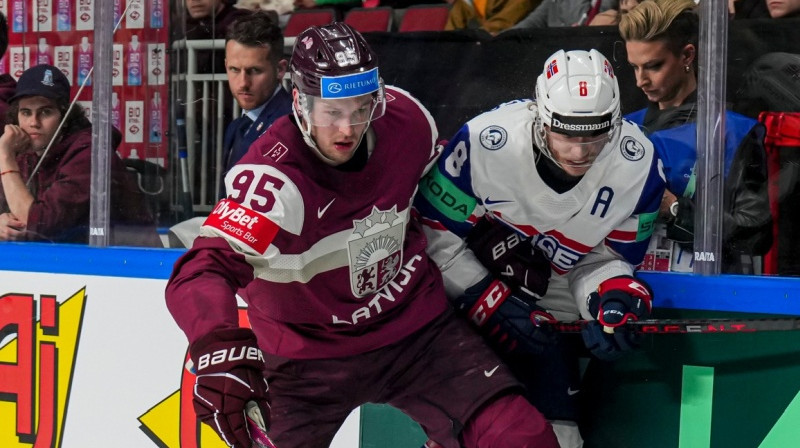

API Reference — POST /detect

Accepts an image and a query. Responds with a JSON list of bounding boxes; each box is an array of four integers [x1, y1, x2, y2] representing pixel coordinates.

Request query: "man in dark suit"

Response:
[[221, 10, 292, 197]]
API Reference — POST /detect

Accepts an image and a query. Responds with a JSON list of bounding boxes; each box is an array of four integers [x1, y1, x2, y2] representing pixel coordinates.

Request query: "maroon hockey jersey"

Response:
[[166, 87, 448, 359]]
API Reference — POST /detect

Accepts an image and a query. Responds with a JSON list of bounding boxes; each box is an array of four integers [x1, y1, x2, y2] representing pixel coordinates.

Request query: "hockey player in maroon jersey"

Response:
[[165, 23, 559, 448]]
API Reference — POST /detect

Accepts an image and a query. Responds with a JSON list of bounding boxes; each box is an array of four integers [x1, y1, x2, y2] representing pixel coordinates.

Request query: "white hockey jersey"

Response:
[[415, 100, 666, 320]]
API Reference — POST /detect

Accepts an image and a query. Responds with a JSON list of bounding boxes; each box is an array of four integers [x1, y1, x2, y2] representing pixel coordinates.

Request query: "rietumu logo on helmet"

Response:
[[322, 67, 380, 99]]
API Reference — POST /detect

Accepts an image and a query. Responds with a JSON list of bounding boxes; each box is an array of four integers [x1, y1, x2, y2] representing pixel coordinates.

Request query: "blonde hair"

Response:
[[619, 0, 697, 41], [619, 0, 699, 63]]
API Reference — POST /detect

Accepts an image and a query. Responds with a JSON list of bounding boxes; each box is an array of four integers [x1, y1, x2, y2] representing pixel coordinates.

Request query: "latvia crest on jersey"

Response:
[[347, 205, 406, 297]]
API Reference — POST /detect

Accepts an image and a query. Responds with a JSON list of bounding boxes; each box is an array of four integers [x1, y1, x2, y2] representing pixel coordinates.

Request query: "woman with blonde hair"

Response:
[[620, 0, 772, 274]]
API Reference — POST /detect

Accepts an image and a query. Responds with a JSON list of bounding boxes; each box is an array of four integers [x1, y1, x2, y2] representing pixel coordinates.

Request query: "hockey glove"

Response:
[[453, 276, 558, 355], [582, 276, 653, 361], [466, 217, 551, 297], [190, 328, 271, 448], [667, 196, 695, 250], [581, 320, 641, 361]]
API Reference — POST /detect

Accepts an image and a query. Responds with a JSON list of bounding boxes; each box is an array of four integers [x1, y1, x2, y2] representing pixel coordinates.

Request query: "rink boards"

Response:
[[0, 243, 799, 448]]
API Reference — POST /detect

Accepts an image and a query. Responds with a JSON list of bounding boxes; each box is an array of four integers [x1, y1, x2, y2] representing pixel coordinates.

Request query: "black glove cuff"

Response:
[[667, 197, 695, 247]]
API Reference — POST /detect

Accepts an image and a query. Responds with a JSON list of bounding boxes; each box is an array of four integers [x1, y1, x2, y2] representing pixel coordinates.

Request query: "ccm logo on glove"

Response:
[[197, 346, 264, 372], [468, 279, 511, 326], [589, 275, 653, 328]]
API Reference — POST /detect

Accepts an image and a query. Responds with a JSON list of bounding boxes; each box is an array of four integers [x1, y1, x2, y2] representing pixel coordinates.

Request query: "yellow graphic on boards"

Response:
[[0, 288, 86, 447]]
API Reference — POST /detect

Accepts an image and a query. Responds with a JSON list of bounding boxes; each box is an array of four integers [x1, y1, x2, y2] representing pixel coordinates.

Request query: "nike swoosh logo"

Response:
[[567, 387, 580, 396], [484, 197, 512, 206], [317, 198, 335, 219], [484, 365, 500, 377]]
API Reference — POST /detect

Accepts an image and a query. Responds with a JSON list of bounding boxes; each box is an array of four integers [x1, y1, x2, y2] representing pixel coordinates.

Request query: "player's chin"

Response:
[[320, 143, 357, 164], [561, 163, 591, 177]]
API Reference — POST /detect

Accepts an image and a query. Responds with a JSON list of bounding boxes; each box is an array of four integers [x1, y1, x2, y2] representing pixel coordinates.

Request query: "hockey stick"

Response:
[[549, 317, 800, 334]]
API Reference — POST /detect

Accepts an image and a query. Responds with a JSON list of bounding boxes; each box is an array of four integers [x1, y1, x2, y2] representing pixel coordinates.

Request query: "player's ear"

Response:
[[292, 88, 307, 126], [292, 88, 300, 109], [276, 59, 288, 79]]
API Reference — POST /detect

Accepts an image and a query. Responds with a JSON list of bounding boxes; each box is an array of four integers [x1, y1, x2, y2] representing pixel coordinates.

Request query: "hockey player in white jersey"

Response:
[[415, 49, 666, 447]]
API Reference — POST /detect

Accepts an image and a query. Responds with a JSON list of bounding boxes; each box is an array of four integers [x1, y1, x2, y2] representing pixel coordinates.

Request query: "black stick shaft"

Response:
[[551, 318, 800, 334]]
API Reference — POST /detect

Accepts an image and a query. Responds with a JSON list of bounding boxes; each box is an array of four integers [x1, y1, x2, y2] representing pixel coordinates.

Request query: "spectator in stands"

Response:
[[621, 0, 772, 273], [445, 0, 541, 35], [177, 0, 249, 208], [186, 0, 249, 41], [221, 11, 292, 194], [735, 51, 800, 117], [238, 0, 292, 13], [509, 0, 615, 29], [184, 0, 249, 74], [587, 0, 639, 26], [0, 65, 159, 246], [765, 0, 800, 17], [235, 0, 288, 26]]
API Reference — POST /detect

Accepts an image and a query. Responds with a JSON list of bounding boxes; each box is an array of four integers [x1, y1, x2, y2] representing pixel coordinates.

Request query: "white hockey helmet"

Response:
[[533, 49, 621, 168]]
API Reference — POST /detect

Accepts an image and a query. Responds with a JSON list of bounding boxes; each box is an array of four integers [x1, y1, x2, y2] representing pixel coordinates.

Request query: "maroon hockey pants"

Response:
[[459, 394, 559, 448]]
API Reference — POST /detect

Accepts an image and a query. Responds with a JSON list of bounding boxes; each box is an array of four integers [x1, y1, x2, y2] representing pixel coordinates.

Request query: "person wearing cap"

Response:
[[165, 23, 560, 448], [0, 64, 159, 245]]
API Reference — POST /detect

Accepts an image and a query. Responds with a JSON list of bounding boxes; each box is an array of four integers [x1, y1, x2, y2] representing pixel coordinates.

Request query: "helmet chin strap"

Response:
[[532, 107, 566, 171], [292, 105, 331, 164]]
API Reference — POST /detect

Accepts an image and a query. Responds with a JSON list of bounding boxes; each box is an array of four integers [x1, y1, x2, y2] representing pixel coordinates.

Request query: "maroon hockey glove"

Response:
[[190, 328, 271, 448], [467, 217, 551, 297], [453, 276, 558, 355], [586, 275, 653, 328]]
